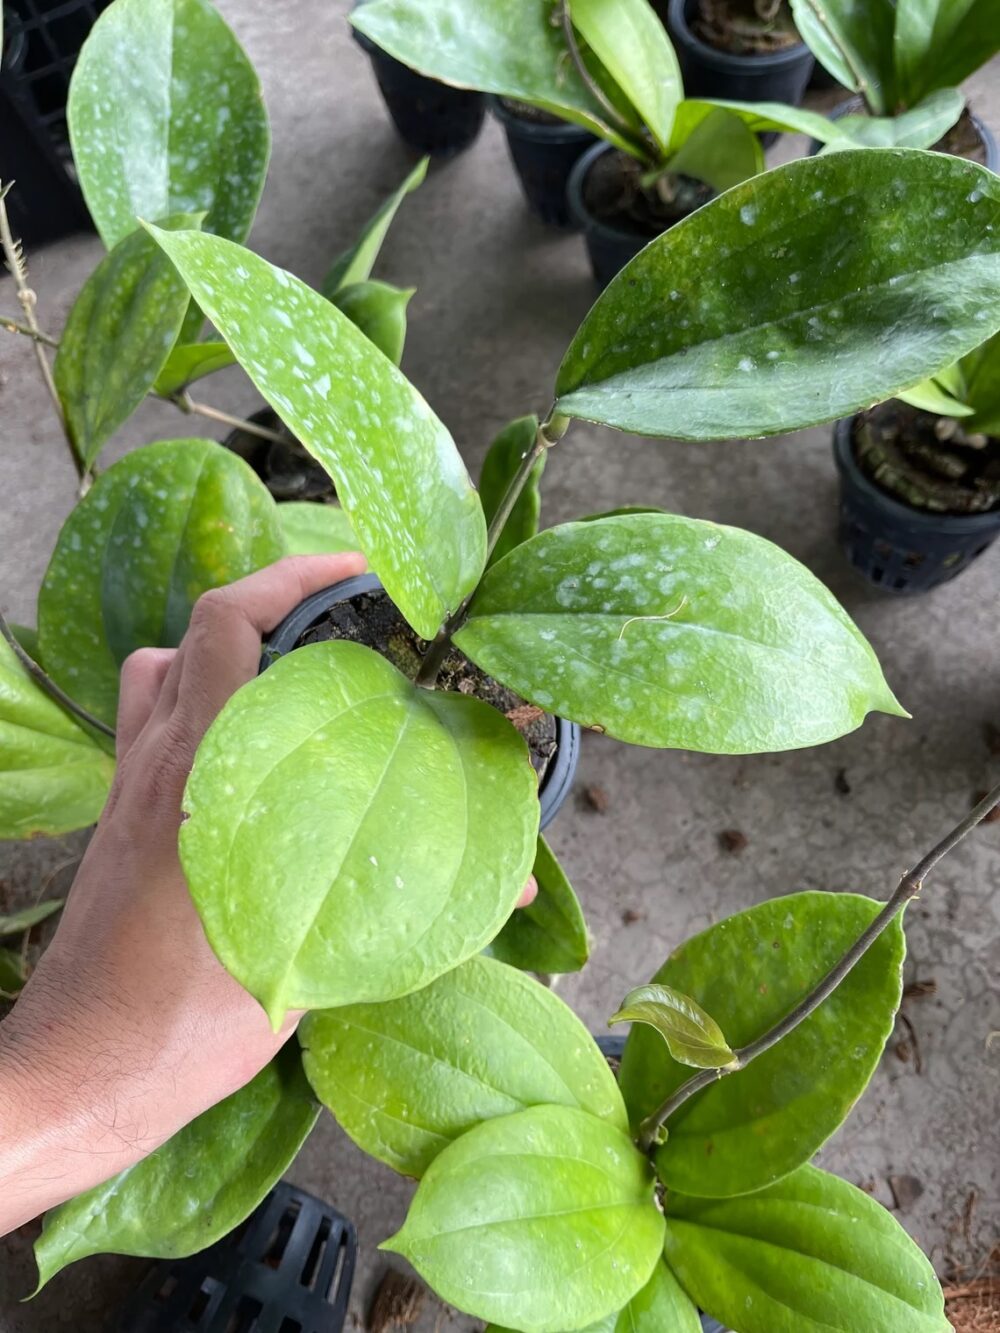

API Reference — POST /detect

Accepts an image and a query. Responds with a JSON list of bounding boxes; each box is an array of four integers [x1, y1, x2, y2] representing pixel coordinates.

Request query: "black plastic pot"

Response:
[[809, 97, 1000, 172], [667, 0, 814, 106], [567, 142, 661, 287], [223, 407, 335, 502], [489, 96, 596, 229], [833, 416, 1000, 593], [263, 575, 581, 830]]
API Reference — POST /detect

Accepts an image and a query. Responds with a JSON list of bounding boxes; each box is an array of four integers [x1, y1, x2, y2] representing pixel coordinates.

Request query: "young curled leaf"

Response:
[[610, 983, 734, 1069]]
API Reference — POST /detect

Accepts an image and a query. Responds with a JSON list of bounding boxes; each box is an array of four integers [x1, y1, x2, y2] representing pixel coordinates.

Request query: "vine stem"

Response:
[[799, 0, 881, 113], [636, 777, 1000, 1152], [0, 314, 58, 347], [0, 611, 116, 741], [170, 392, 289, 446]]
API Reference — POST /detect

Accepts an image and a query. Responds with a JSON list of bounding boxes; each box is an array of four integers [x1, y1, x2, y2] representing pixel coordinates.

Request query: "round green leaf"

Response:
[[554, 151, 1000, 440], [455, 514, 904, 753], [610, 983, 733, 1069], [32, 1044, 319, 1291], [486, 1258, 701, 1333], [332, 280, 413, 366], [180, 641, 539, 1026], [299, 954, 624, 1178], [485, 833, 590, 975], [618, 892, 905, 1197], [277, 502, 357, 556], [384, 1104, 665, 1333], [664, 1165, 949, 1332], [37, 438, 285, 728]]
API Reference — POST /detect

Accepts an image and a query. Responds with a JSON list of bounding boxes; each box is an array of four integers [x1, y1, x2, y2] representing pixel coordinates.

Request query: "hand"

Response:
[[0, 554, 536, 1236]]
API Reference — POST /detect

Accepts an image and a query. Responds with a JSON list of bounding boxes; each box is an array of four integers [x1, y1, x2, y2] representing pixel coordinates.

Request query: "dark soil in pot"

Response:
[[692, 0, 801, 55], [489, 96, 595, 229], [224, 407, 335, 502], [668, 0, 813, 107]]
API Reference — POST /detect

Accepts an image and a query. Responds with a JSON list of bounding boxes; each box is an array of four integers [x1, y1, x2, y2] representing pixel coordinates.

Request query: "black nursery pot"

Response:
[[263, 575, 581, 831], [833, 417, 1000, 594], [489, 96, 596, 229], [567, 142, 661, 288], [667, 0, 814, 107]]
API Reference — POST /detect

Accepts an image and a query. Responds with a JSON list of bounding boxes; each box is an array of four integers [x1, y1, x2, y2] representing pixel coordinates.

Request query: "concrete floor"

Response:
[[1, 4, 998, 1328]]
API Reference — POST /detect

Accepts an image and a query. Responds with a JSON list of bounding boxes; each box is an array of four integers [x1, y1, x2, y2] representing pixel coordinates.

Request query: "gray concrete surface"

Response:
[[1, 4, 998, 1327]]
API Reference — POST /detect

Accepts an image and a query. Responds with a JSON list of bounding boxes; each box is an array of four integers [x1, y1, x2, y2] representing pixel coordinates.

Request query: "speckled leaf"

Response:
[[826, 89, 964, 149], [32, 1044, 318, 1291], [37, 438, 285, 728], [664, 1166, 949, 1332], [0, 636, 114, 838], [893, 0, 1000, 104], [384, 1104, 665, 1333], [299, 954, 624, 1178], [486, 834, 589, 974], [618, 892, 905, 1197], [145, 225, 486, 640], [455, 513, 903, 753], [322, 156, 428, 296], [68, 0, 269, 249], [0, 900, 63, 936], [610, 983, 733, 1069], [479, 415, 544, 567], [667, 107, 762, 192], [789, 0, 896, 112], [332, 279, 413, 365], [555, 151, 1000, 440], [0, 948, 26, 993], [54, 216, 197, 468], [278, 503, 357, 556], [486, 1260, 702, 1333], [152, 340, 235, 395], [180, 642, 538, 1026]]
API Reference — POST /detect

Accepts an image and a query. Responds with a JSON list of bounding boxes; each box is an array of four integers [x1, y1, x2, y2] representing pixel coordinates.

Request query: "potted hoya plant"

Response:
[[665, 0, 815, 107]]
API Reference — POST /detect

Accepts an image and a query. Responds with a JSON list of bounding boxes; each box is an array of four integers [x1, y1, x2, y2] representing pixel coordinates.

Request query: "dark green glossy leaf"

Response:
[[68, 0, 269, 249], [146, 225, 486, 640], [824, 88, 964, 149], [0, 635, 114, 838], [152, 340, 235, 396], [0, 947, 26, 994], [555, 151, 1000, 440], [486, 1259, 702, 1333], [0, 900, 63, 936], [486, 834, 589, 975], [33, 1044, 319, 1291], [180, 642, 539, 1026], [300, 954, 624, 1177], [479, 415, 544, 567], [8, 623, 41, 663], [277, 502, 357, 556], [668, 107, 762, 192], [384, 1104, 665, 1333], [54, 216, 197, 468], [789, 0, 896, 111], [664, 1165, 949, 1332], [322, 156, 428, 295], [455, 513, 903, 753], [37, 438, 285, 727], [332, 279, 413, 365], [610, 983, 733, 1069], [619, 892, 905, 1197], [893, 0, 1000, 104]]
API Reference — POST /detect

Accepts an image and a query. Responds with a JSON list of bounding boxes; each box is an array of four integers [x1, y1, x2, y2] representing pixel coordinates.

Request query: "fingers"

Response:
[[517, 875, 538, 909], [116, 648, 176, 758]]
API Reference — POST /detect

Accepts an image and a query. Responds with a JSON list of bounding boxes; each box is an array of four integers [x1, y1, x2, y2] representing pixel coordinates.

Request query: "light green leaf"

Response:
[[486, 1259, 702, 1333], [555, 151, 1000, 441], [680, 96, 852, 145], [825, 88, 964, 149], [384, 1104, 665, 1333], [962, 329, 1000, 435], [180, 642, 539, 1027], [0, 900, 63, 937], [68, 0, 269, 250], [618, 892, 905, 1197], [610, 983, 733, 1069], [788, 0, 896, 112], [152, 340, 235, 396], [0, 948, 26, 994], [667, 107, 762, 193], [322, 156, 428, 296], [455, 513, 903, 754], [299, 954, 624, 1178], [54, 216, 197, 469], [278, 502, 357, 556], [145, 225, 486, 640], [893, 0, 1000, 104], [664, 1165, 949, 1332], [332, 279, 413, 365], [479, 415, 544, 567], [898, 375, 974, 417], [38, 438, 285, 727], [32, 1044, 318, 1291], [0, 635, 114, 838], [486, 834, 589, 975]]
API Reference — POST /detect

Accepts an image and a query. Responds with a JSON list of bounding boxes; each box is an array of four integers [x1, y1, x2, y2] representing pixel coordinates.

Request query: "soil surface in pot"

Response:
[[694, 0, 800, 54], [499, 97, 565, 127], [854, 402, 1000, 515], [933, 107, 990, 166], [226, 408, 335, 501], [297, 589, 558, 781], [584, 149, 714, 237]]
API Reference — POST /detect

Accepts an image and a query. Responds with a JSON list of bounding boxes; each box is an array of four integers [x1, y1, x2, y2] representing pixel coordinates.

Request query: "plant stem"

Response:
[[0, 314, 58, 348], [0, 611, 116, 741], [798, 0, 880, 113], [171, 392, 289, 446], [636, 778, 1000, 1152], [558, 2, 649, 157]]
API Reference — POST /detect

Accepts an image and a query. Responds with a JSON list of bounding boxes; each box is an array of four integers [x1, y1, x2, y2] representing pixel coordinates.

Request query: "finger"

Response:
[[516, 876, 538, 909], [116, 648, 177, 758]]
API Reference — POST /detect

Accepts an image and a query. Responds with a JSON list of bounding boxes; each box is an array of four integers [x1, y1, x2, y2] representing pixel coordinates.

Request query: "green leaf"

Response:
[[788, 0, 896, 112], [0, 635, 114, 838], [152, 340, 235, 396], [479, 415, 545, 567], [679, 96, 853, 145], [825, 88, 965, 150], [668, 107, 762, 193], [145, 225, 486, 640], [893, 0, 1000, 104], [299, 954, 624, 1178], [485, 834, 590, 975], [332, 279, 413, 365], [32, 1044, 318, 1291], [321, 156, 428, 296], [554, 151, 1000, 441], [664, 1165, 949, 1333], [68, 0, 269, 249], [384, 1104, 665, 1333], [0, 947, 26, 994], [618, 892, 905, 1197], [53, 216, 197, 469], [962, 330, 1000, 435], [486, 1259, 702, 1333], [277, 502, 357, 556], [610, 983, 733, 1069], [455, 513, 903, 754], [8, 623, 41, 663], [0, 900, 63, 937], [180, 642, 539, 1027], [38, 438, 285, 728], [898, 374, 974, 417]]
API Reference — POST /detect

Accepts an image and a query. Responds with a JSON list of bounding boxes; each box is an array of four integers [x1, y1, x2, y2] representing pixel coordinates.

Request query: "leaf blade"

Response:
[[277, 503, 357, 556], [610, 983, 733, 1069], [0, 900, 64, 937], [322, 156, 428, 295], [478, 415, 544, 568], [152, 340, 236, 396], [485, 834, 590, 974], [332, 279, 413, 365]]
